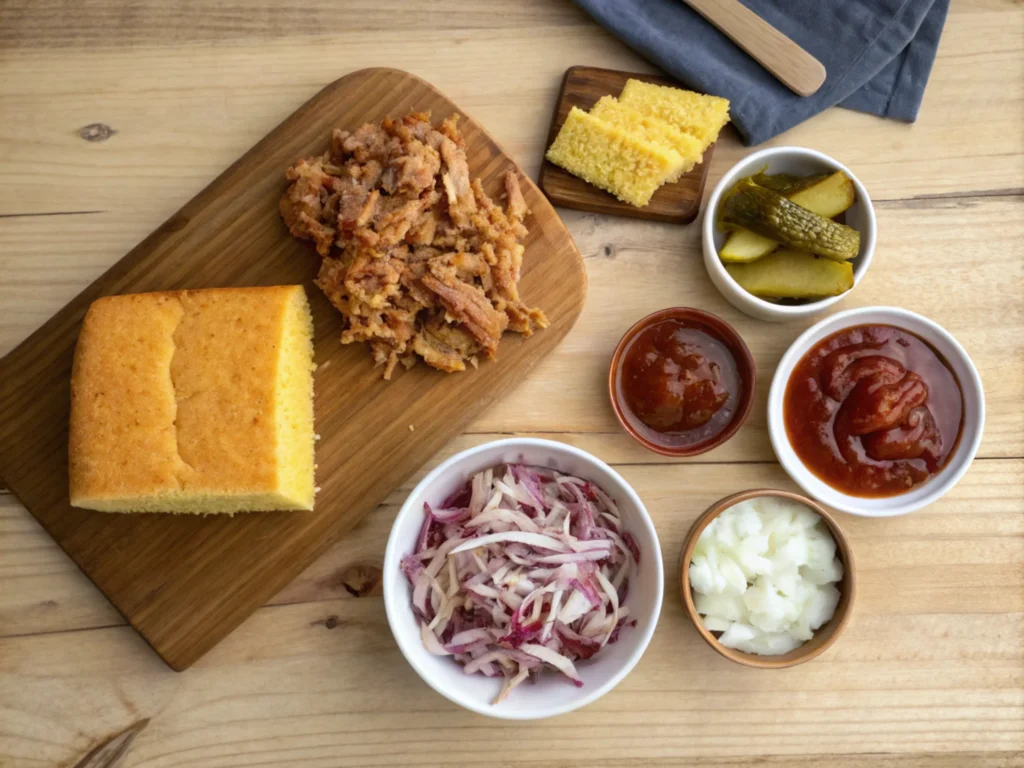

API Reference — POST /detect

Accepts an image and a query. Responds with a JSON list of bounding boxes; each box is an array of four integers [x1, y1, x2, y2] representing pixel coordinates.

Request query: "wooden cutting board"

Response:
[[0, 68, 586, 671], [539, 66, 717, 224]]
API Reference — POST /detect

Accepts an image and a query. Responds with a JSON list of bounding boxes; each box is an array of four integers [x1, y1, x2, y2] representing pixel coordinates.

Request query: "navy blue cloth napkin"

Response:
[[574, 0, 949, 145]]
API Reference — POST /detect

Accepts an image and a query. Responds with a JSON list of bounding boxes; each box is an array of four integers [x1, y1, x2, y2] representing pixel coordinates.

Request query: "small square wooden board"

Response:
[[539, 66, 717, 224]]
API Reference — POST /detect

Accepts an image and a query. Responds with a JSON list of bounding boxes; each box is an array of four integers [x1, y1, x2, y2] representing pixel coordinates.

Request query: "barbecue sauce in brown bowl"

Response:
[[610, 308, 755, 456]]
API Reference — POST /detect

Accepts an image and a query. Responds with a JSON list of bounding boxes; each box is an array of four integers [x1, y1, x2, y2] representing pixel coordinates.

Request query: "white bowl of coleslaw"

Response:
[[383, 438, 664, 719]]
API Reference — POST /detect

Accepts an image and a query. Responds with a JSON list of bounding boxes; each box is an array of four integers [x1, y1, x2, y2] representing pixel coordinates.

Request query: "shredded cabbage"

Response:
[[402, 464, 638, 703]]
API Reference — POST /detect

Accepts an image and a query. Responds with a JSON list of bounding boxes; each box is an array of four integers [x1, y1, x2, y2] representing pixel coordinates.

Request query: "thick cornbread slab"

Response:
[[546, 106, 685, 207], [69, 285, 315, 514], [590, 96, 703, 179], [620, 79, 731, 150]]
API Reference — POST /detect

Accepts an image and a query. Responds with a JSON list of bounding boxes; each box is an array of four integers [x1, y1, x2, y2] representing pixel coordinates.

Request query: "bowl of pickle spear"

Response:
[[702, 147, 876, 322]]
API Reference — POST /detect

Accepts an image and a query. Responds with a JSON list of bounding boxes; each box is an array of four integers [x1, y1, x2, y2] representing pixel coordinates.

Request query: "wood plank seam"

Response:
[[1, 622, 127, 641], [0, 210, 104, 219], [872, 188, 1024, 204], [1, 192, 1019, 222]]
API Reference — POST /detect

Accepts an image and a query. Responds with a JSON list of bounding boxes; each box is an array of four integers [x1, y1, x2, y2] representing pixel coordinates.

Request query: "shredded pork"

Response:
[[281, 111, 548, 378]]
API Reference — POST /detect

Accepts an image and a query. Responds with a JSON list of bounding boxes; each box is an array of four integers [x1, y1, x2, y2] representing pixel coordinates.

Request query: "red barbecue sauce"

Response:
[[784, 324, 964, 497], [618, 320, 741, 450]]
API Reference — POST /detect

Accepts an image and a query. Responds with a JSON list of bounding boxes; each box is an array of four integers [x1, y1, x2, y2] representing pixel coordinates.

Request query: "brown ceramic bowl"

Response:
[[608, 307, 755, 457], [679, 489, 856, 669]]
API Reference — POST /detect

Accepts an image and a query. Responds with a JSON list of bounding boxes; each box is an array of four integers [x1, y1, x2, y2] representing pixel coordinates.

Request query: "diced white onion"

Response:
[[690, 498, 843, 656]]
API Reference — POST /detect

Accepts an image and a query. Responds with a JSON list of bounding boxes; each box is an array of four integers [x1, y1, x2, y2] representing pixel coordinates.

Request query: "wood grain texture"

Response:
[[0, 6, 1020, 220], [0, 0, 593, 48], [682, 0, 827, 96], [2, 462, 1022, 765], [539, 66, 715, 223], [5, 457, 1022, 635], [0, 68, 586, 672], [4, 198, 1022, 460], [1, 0, 1023, 765], [71, 719, 150, 768]]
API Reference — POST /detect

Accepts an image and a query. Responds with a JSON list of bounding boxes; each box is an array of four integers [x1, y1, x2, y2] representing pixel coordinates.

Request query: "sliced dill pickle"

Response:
[[748, 171, 829, 196], [719, 172, 857, 263], [720, 179, 860, 261], [725, 249, 854, 299]]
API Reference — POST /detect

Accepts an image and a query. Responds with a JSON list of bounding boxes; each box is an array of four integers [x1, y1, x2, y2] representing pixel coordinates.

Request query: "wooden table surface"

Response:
[[1, 2, 1022, 766]]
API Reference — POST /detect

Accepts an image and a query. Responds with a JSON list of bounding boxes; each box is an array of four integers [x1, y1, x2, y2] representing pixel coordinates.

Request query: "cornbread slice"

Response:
[[619, 79, 730, 150], [69, 285, 316, 514], [589, 96, 704, 180], [546, 107, 685, 207]]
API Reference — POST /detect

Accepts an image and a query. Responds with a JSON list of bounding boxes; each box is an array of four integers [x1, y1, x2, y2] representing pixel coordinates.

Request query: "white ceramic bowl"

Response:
[[383, 438, 664, 719], [702, 146, 877, 322], [768, 307, 985, 517]]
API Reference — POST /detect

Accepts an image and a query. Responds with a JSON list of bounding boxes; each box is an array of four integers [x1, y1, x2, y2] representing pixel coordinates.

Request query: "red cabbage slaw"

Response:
[[401, 464, 639, 704]]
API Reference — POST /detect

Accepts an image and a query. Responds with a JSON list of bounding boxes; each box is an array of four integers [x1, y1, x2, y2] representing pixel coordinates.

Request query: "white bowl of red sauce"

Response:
[[768, 307, 984, 516]]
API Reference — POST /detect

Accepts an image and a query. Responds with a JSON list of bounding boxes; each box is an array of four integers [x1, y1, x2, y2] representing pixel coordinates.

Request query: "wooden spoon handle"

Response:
[[682, 0, 827, 97]]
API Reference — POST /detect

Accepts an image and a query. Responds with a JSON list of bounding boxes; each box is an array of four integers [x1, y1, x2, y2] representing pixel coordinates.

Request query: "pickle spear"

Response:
[[720, 178, 860, 262], [720, 171, 857, 263], [725, 249, 854, 299], [788, 171, 856, 217], [748, 171, 829, 196]]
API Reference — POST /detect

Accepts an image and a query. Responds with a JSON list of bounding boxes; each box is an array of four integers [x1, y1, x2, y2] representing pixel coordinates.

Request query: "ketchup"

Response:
[[617, 320, 741, 449], [784, 324, 964, 497]]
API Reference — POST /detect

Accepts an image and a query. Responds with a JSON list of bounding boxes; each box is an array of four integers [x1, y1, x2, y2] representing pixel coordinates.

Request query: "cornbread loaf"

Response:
[[619, 79, 731, 150], [546, 106, 685, 207], [69, 285, 316, 514], [589, 96, 704, 179]]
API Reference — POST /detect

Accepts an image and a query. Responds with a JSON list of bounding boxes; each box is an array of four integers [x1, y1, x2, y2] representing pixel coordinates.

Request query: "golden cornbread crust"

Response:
[[545, 107, 684, 207], [69, 285, 316, 514], [619, 79, 731, 151], [589, 96, 704, 180]]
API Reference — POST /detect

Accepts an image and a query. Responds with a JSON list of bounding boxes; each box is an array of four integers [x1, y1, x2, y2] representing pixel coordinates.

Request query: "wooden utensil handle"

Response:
[[682, 0, 827, 97]]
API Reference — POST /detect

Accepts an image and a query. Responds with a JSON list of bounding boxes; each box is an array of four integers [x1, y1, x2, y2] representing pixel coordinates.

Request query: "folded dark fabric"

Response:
[[574, 0, 949, 145]]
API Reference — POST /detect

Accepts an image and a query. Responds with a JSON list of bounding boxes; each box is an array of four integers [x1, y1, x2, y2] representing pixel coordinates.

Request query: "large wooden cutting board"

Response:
[[0, 68, 586, 671]]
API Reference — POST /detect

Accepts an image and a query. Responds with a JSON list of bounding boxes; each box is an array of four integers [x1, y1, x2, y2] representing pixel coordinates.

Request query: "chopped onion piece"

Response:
[[466, 507, 542, 533], [449, 531, 567, 555], [594, 568, 620, 647], [690, 498, 843, 656], [493, 666, 530, 705], [556, 590, 593, 626], [534, 550, 610, 564], [519, 643, 583, 687], [421, 623, 450, 655]]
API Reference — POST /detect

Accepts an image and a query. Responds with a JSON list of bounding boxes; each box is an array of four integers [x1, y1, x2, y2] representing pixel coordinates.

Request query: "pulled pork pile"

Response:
[[280, 111, 548, 378]]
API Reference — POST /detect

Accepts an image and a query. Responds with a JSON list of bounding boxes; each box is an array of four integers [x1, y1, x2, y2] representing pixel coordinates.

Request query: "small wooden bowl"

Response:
[[679, 489, 856, 669], [608, 307, 755, 457]]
